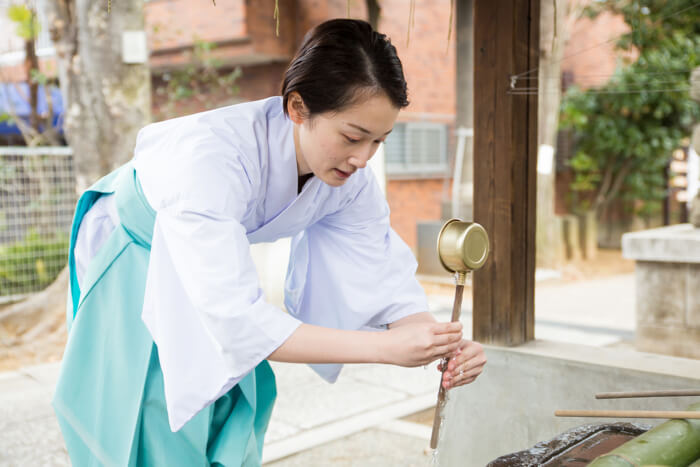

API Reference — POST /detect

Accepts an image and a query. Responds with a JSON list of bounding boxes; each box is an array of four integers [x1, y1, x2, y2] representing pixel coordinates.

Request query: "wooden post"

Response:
[[472, 0, 539, 345]]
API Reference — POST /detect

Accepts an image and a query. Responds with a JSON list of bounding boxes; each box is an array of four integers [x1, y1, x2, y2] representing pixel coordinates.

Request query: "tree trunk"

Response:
[[47, 0, 151, 191], [1, 0, 151, 363], [535, 0, 569, 268]]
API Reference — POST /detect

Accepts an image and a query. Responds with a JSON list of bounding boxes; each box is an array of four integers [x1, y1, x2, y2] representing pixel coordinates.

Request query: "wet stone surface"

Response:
[[487, 423, 649, 467]]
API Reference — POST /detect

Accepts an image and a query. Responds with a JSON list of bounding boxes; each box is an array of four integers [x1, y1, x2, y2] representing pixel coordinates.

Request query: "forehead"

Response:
[[333, 94, 399, 134]]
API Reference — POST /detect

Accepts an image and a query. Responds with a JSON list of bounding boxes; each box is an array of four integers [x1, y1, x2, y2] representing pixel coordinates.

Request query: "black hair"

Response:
[[281, 19, 409, 117]]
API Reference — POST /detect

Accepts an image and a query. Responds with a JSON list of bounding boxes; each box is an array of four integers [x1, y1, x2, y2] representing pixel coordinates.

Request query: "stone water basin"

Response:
[[487, 423, 648, 466]]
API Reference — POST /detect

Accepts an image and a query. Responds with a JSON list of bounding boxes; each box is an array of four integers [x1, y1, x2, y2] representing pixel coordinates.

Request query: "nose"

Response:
[[348, 143, 378, 169]]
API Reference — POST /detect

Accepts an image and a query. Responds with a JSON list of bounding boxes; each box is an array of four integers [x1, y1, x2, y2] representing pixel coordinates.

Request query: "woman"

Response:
[[54, 18, 486, 466]]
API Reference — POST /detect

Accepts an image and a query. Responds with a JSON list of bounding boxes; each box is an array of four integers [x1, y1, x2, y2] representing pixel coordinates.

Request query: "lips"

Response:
[[334, 168, 352, 179]]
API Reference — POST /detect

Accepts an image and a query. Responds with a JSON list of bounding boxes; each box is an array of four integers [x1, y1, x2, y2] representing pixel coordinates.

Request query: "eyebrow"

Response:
[[347, 123, 393, 136]]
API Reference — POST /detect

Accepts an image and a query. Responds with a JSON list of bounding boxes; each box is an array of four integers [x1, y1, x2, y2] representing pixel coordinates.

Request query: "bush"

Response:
[[0, 230, 69, 296]]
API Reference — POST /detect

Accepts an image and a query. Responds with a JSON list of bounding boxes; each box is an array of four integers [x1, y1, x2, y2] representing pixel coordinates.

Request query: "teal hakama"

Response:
[[53, 164, 276, 466]]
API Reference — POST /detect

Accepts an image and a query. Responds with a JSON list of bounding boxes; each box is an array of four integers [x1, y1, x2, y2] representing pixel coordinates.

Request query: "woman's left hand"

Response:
[[437, 340, 486, 390]]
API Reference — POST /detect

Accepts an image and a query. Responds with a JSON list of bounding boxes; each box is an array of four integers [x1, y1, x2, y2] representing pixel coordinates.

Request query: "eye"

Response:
[[344, 135, 361, 144]]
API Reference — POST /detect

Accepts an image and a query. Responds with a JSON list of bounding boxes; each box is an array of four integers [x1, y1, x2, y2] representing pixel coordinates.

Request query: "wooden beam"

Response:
[[472, 0, 539, 345]]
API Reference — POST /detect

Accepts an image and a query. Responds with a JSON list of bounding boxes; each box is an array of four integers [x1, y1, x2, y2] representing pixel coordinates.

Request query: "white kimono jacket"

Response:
[[75, 96, 428, 431]]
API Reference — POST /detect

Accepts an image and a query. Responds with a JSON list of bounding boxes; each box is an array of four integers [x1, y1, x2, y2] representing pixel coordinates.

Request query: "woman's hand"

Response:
[[382, 321, 463, 367], [438, 340, 486, 389]]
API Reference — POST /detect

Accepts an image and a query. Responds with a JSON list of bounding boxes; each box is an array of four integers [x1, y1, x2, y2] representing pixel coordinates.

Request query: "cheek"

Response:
[[316, 138, 345, 165]]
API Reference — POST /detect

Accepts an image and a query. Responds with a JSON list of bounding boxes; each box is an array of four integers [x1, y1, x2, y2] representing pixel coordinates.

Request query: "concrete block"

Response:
[[635, 262, 687, 326], [636, 324, 700, 359], [622, 224, 700, 263], [687, 264, 700, 328]]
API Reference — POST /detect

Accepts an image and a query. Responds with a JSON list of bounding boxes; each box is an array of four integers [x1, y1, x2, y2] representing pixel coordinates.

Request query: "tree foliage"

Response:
[[559, 0, 700, 216], [7, 4, 41, 40]]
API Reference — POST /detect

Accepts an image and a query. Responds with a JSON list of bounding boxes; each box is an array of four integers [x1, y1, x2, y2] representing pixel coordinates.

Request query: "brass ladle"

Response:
[[430, 218, 490, 449]]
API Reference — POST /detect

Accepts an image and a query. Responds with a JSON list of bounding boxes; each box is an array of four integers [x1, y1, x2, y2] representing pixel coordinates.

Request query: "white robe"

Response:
[[75, 96, 428, 431]]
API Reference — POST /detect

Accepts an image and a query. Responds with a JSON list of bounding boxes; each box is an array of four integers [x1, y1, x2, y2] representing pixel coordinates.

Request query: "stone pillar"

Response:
[[622, 225, 700, 359]]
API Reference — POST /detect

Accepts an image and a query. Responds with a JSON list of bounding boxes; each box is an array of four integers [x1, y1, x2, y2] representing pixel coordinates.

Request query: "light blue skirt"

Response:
[[53, 164, 276, 466]]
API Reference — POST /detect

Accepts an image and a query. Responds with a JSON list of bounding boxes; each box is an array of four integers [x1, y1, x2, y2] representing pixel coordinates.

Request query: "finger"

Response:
[[445, 365, 481, 385], [449, 349, 486, 371], [452, 362, 486, 384], [446, 354, 486, 379], [451, 356, 487, 377], [432, 322, 463, 334], [463, 354, 488, 372], [444, 374, 477, 389], [449, 342, 484, 370], [432, 341, 462, 359], [449, 376, 477, 389], [433, 331, 463, 346], [459, 341, 484, 361]]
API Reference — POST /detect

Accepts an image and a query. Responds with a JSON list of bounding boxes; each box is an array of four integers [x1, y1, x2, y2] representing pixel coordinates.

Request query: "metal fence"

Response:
[[0, 146, 75, 302]]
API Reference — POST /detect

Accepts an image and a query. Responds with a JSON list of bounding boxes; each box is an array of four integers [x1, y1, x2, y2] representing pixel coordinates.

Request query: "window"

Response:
[[384, 122, 448, 175]]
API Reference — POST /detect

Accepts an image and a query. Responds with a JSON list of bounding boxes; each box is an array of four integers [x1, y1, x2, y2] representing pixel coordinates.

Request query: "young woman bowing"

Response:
[[54, 18, 486, 466]]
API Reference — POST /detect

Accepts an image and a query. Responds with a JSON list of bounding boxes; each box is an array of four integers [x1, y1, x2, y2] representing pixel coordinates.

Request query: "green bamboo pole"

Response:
[[588, 402, 700, 467]]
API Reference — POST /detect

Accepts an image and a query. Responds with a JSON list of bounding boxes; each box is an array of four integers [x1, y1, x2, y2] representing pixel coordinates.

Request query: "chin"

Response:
[[324, 178, 347, 187], [320, 173, 349, 187]]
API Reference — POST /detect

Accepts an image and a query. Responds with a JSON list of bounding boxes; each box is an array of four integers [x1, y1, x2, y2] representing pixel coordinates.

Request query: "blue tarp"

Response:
[[0, 82, 64, 135]]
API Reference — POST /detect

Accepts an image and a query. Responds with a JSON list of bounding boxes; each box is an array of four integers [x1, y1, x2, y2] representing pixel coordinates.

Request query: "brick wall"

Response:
[[378, 0, 457, 248], [379, 0, 457, 117], [562, 12, 631, 89], [387, 178, 450, 248]]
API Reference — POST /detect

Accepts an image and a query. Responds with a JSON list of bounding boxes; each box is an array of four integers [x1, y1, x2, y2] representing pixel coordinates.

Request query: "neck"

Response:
[[293, 124, 312, 176]]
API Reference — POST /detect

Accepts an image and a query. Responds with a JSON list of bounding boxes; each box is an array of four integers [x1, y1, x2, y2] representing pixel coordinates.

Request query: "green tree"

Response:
[[560, 0, 700, 219]]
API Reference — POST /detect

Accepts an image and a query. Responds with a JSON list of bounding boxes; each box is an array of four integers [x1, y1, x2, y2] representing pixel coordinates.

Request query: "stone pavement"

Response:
[[0, 273, 636, 466]]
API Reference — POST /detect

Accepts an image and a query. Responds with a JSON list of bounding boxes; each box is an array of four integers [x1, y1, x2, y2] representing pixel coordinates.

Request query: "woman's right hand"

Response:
[[381, 321, 463, 367]]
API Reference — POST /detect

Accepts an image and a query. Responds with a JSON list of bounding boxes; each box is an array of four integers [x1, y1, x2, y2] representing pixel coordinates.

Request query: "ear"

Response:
[[287, 92, 308, 124]]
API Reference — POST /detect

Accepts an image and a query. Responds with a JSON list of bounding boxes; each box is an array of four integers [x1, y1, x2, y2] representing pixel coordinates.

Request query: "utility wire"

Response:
[[507, 87, 691, 96], [518, 70, 696, 80]]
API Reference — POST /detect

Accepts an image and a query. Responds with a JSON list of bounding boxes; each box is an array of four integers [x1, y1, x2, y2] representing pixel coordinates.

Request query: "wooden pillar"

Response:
[[472, 0, 539, 345]]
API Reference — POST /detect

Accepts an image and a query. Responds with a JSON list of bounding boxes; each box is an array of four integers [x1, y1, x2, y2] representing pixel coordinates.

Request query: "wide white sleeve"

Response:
[[284, 169, 428, 383], [139, 153, 301, 432]]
